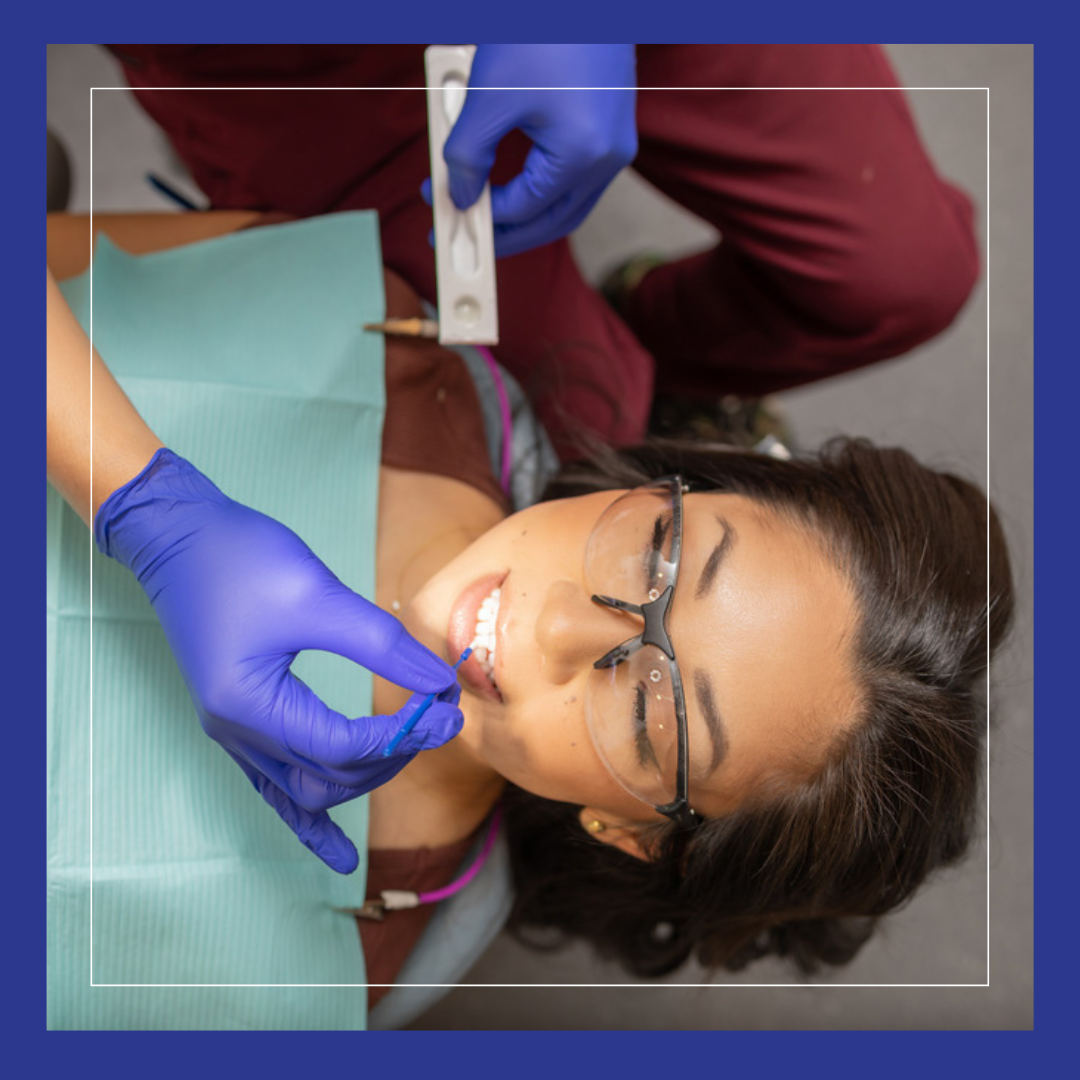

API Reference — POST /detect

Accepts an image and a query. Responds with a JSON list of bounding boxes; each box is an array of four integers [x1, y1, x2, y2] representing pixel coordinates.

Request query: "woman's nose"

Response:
[[534, 579, 640, 685]]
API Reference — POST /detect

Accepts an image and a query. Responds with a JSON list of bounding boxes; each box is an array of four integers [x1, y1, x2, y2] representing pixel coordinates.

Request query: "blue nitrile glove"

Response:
[[429, 44, 637, 258], [94, 448, 464, 874]]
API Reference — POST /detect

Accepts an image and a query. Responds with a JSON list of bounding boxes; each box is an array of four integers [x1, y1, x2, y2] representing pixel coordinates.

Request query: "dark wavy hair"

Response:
[[502, 436, 1014, 978]]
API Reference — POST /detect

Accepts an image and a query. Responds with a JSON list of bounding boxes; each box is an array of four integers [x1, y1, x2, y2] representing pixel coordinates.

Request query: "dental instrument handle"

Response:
[[363, 317, 440, 339], [383, 647, 472, 757]]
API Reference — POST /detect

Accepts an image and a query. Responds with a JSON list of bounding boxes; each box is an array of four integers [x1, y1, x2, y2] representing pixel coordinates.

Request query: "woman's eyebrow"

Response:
[[693, 668, 728, 775], [694, 515, 736, 600]]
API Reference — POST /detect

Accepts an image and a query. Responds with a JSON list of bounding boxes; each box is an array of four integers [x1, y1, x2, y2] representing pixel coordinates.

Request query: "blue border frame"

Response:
[[29, 20, 1052, 1074]]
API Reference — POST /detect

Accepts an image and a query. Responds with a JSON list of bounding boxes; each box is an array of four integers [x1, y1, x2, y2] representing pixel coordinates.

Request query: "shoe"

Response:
[[648, 393, 793, 450], [599, 252, 667, 322]]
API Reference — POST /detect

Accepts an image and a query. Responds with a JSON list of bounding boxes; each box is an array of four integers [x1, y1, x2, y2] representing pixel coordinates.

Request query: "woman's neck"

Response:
[[366, 725, 505, 849]]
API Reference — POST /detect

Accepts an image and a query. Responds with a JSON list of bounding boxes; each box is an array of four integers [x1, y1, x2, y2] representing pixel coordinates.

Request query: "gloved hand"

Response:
[[94, 448, 463, 874], [430, 44, 638, 258]]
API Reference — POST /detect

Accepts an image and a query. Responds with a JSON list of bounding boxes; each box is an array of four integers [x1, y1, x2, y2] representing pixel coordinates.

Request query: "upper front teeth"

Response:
[[470, 587, 501, 684]]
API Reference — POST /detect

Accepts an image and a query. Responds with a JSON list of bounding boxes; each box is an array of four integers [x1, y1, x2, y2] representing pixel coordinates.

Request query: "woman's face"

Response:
[[405, 489, 861, 824]]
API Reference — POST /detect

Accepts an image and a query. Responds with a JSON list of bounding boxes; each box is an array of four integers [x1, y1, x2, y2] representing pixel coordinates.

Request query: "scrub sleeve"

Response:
[[104, 45, 978, 461]]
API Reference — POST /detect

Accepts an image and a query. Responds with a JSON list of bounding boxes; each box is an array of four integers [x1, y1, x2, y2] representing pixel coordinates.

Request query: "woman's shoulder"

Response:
[[380, 268, 509, 514]]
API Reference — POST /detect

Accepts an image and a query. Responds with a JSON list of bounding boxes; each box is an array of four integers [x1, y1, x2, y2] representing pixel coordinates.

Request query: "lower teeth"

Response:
[[470, 588, 501, 687], [475, 653, 498, 687]]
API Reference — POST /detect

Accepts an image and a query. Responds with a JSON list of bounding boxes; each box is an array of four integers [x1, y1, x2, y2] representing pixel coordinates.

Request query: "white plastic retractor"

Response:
[[425, 45, 500, 346]]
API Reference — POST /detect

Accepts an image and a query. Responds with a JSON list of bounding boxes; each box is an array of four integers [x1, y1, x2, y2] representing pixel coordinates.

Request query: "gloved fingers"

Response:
[[249, 743, 424, 812], [287, 766, 357, 812], [492, 181, 610, 259], [300, 583, 457, 693], [276, 673, 464, 777], [486, 143, 570, 227], [258, 781, 360, 875], [442, 93, 512, 212], [430, 180, 633, 260], [255, 751, 359, 813], [352, 685, 466, 764], [488, 132, 629, 227], [223, 749, 359, 874]]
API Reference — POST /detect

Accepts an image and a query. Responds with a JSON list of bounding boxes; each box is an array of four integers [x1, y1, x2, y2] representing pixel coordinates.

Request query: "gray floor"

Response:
[[47, 44, 1033, 1030]]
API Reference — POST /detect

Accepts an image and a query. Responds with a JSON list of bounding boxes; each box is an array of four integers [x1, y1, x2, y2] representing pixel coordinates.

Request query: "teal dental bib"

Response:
[[47, 213, 387, 1029]]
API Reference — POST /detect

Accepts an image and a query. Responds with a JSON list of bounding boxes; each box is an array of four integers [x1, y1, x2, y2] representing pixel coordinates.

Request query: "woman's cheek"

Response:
[[512, 689, 595, 797]]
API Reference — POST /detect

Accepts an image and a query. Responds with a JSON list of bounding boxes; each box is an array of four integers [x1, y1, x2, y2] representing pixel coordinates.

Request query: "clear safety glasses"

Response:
[[583, 475, 698, 829]]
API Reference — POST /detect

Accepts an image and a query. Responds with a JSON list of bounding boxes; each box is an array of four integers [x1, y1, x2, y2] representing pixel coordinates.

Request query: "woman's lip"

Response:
[[447, 571, 508, 702]]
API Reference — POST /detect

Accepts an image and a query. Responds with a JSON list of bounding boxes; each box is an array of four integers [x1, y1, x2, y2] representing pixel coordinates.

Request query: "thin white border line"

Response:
[[89, 85, 95, 989], [985, 86, 991, 987], [88, 84, 989, 91], [96, 982, 991, 989], [83, 84, 992, 993]]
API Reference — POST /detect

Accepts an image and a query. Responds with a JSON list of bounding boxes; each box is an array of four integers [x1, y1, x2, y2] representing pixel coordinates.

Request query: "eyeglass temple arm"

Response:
[[591, 593, 642, 616]]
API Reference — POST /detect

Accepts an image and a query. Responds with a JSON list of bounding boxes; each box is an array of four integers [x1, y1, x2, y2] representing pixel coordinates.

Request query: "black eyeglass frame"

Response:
[[590, 475, 698, 830]]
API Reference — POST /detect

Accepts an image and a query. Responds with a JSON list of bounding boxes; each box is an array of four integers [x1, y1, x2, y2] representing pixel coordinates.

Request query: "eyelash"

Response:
[[634, 683, 659, 770], [643, 513, 672, 589]]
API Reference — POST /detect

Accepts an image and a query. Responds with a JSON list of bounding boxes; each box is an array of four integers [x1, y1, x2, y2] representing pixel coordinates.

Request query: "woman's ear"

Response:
[[577, 807, 650, 862]]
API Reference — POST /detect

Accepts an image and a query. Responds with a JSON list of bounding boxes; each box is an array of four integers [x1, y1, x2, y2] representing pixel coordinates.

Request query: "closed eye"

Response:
[[633, 683, 659, 770], [643, 512, 672, 590]]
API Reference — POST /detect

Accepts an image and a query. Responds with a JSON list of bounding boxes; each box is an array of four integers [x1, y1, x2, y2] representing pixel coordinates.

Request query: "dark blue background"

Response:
[[25, 10, 1052, 1074]]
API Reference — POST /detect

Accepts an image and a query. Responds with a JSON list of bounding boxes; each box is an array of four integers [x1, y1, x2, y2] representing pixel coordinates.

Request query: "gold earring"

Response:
[[585, 819, 606, 834]]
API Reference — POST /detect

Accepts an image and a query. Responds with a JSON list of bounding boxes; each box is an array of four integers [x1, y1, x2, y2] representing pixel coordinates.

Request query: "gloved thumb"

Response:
[[375, 685, 465, 759], [274, 672, 463, 780], [442, 91, 509, 212], [299, 579, 457, 695]]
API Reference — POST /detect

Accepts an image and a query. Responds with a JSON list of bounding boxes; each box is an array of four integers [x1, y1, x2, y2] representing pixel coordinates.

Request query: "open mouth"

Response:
[[469, 585, 501, 688], [448, 571, 507, 702]]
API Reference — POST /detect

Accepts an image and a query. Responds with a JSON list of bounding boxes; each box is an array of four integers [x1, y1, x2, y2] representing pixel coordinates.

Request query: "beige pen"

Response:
[[362, 317, 440, 338]]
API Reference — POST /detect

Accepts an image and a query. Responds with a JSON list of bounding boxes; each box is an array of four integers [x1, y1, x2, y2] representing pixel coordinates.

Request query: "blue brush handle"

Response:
[[146, 172, 202, 211], [383, 647, 471, 756]]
